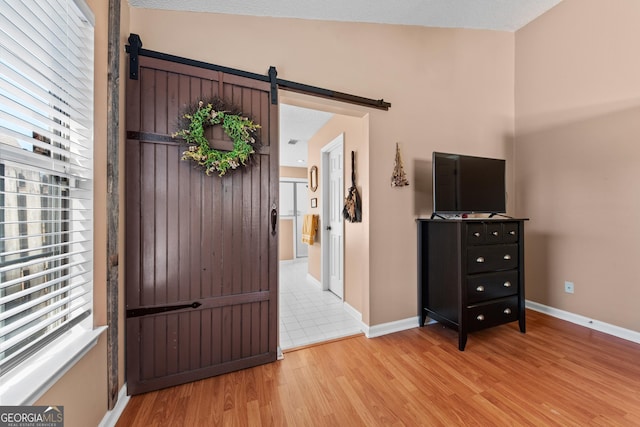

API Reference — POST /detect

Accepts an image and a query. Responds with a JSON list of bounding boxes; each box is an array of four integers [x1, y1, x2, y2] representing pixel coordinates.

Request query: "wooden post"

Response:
[[107, 0, 121, 410]]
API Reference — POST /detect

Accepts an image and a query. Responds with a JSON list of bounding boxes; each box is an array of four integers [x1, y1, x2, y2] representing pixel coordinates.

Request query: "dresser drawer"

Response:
[[466, 223, 485, 244], [467, 244, 518, 274], [467, 296, 519, 332], [502, 222, 519, 243], [466, 271, 518, 304], [485, 223, 503, 244], [467, 222, 520, 245]]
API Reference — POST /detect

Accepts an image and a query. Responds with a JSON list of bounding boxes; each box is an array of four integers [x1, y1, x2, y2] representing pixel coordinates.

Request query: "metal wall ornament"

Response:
[[391, 142, 409, 187]]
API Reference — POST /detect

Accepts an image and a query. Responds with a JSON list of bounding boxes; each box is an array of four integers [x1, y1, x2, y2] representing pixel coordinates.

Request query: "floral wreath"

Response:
[[172, 98, 261, 176]]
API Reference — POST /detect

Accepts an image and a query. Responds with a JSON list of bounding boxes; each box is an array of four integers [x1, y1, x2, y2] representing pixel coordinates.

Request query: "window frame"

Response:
[[0, 0, 101, 405]]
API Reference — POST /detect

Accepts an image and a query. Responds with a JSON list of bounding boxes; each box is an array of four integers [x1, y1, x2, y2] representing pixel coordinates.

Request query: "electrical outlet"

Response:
[[564, 281, 574, 294]]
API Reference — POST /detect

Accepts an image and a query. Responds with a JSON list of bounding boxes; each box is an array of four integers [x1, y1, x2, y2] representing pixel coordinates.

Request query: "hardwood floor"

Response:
[[116, 310, 640, 426]]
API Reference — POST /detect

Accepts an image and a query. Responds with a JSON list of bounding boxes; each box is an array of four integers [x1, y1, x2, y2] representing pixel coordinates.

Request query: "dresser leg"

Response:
[[519, 316, 526, 333], [458, 334, 467, 351]]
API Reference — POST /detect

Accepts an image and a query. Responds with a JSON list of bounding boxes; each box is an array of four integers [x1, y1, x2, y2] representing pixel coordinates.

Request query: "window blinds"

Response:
[[0, 0, 94, 375]]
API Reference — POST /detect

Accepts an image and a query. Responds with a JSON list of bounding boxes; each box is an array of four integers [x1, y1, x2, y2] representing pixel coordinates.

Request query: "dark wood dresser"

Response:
[[417, 218, 527, 350]]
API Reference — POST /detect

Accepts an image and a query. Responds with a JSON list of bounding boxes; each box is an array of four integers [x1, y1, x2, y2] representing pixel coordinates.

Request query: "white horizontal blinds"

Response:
[[0, 0, 94, 375]]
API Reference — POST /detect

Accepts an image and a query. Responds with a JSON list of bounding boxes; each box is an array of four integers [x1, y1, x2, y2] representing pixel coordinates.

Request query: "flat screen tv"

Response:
[[432, 152, 506, 215]]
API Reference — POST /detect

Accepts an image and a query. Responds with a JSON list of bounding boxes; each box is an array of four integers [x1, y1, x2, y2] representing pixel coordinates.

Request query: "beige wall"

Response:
[[280, 166, 308, 179], [34, 1, 130, 426], [515, 0, 640, 332], [279, 219, 294, 261], [129, 8, 515, 327]]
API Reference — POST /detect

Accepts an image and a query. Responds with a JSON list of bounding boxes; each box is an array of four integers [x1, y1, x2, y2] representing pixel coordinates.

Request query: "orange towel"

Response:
[[301, 214, 318, 245]]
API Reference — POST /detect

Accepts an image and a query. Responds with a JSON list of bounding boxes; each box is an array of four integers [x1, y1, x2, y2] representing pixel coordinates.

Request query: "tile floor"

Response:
[[279, 259, 363, 350]]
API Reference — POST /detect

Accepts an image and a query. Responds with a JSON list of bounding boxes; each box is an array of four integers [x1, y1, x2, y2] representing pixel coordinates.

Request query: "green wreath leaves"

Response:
[[173, 99, 260, 176]]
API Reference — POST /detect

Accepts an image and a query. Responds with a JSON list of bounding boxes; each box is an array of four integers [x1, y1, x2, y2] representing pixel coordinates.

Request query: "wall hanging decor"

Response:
[[343, 151, 362, 223], [391, 142, 409, 187], [309, 165, 318, 192], [172, 97, 261, 176]]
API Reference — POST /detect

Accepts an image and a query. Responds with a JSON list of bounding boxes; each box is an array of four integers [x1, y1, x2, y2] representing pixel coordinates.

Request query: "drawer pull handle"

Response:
[[473, 232, 481, 237], [476, 257, 485, 263], [476, 285, 485, 292], [503, 254, 511, 260], [503, 308, 512, 315], [476, 314, 485, 321], [509, 230, 516, 235], [503, 281, 512, 288], [492, 231, 499, 236]]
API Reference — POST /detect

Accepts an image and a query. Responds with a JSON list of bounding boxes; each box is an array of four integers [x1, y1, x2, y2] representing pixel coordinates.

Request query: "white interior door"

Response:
[[326, 138, 344, 298]]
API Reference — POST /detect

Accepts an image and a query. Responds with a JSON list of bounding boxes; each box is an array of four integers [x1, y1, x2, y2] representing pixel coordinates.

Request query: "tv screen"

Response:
[[432, 152, 506, 214]]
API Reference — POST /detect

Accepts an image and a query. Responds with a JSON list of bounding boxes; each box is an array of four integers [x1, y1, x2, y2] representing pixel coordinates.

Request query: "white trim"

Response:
[[359, 303, 640, 345], [365, 316, 421, 338], [353, 302, 640, 344], [98, 383, 130, 427], [343, 301, 362, 323], [279, 177, 308, 183], [526, 301, 640, 345], [0, 326, 107, 405], [306, 273, 322, 289], [343, 302, 371, 336]]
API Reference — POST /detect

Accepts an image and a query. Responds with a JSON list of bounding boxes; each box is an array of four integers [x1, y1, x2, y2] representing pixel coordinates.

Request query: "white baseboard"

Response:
[[366, 316, 421, 338], [306, 273, 322, 289], [98, 384, 130, 427], [355, 302, 639, 345], [526, 300, 640, 345], [331, 302, 419, 339], [343, 301, 362, 323]]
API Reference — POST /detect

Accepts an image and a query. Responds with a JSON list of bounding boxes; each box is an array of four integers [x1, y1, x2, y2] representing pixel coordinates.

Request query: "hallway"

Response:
[[279, 260, 362, 349]]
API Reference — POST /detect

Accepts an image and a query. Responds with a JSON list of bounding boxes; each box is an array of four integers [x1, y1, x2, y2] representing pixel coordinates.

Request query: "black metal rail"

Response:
[[126, 33, 391, 111]]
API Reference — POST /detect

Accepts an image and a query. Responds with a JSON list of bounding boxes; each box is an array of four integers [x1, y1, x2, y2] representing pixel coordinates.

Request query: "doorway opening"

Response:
[[278, 103, 362, 350]]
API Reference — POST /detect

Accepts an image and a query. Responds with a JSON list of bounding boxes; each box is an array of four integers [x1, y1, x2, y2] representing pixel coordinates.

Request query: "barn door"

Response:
[[125, 55, 278, 395]]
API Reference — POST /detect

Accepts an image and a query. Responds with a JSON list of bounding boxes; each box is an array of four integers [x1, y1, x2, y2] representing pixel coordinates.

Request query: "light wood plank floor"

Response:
[[116, 310, 640, 426]]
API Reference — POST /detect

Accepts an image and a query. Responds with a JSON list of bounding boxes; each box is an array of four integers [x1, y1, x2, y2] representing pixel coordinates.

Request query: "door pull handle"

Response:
[[271, 203, 277, 236]]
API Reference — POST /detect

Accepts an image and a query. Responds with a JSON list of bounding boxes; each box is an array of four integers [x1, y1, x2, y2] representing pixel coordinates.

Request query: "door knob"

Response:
[[326, 226, 332, 230]]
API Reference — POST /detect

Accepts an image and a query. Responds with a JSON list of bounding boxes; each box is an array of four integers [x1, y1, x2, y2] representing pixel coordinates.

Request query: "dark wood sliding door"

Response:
[[125, 55, 278, 395]]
